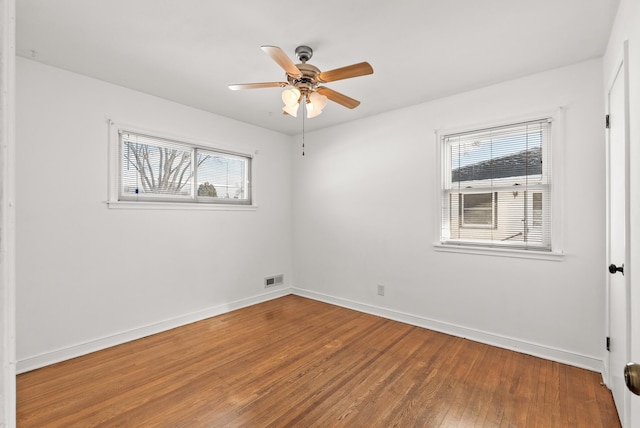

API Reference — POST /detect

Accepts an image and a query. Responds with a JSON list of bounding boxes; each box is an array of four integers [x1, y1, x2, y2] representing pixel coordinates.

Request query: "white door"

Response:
[[620, 40, 640, 428], [607, 49, 629, 426]]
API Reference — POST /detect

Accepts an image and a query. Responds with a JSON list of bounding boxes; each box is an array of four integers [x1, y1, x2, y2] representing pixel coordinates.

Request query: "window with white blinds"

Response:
[[440, 118, 552, 251], [119, 130, 251, 205]]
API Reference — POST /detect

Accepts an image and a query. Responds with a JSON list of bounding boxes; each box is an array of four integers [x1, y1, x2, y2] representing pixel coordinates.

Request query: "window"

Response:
[[118, 130, 251, 205], [440, 118, 551, 251]]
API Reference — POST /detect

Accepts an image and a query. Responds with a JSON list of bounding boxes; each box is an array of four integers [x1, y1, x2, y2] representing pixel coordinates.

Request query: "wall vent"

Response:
[[264, 274, 284, 288]]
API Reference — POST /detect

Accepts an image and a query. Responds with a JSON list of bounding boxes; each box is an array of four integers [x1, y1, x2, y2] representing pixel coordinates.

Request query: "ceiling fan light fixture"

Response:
[[282, 87, 301, 106], [306, 92, 328, 118], [283, 102, 300, 117], [309, 91, 328, 110], [230, 45, 373, 122], [306, 102, 323, 118], [306, 108, 322, 119]]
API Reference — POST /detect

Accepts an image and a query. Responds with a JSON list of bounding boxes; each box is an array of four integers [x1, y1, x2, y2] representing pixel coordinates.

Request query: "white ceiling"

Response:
[[16, 0, 619, 136]]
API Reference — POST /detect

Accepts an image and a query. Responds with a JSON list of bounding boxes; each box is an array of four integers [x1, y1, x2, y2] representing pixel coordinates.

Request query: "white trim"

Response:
[[623, 39, 633, 428], [107, 119, 257, 158], [603, 60, 623, 391], [0, 0, 16, 425], [433, 242, 564, 261], [105, 200, 258, 211], [16, 288, 292, 374], [18, 286, 603, 377], [436, 110, 558, 139], [292, 288, 602, 373], [550, 106, 566, 253]]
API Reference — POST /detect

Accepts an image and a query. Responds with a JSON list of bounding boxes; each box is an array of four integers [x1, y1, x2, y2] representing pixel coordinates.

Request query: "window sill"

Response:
[[106, 200, 258, 211], [433, 242, 564, 261]]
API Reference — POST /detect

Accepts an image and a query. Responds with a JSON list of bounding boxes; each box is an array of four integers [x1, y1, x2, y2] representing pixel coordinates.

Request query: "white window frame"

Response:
[[107, 120, 257, 211], [433, 110, 565, 261]]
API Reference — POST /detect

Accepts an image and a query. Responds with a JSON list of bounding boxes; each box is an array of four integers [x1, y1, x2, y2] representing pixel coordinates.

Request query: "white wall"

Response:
[[16, 58, 293, 371], [292, 59, 606, 370]]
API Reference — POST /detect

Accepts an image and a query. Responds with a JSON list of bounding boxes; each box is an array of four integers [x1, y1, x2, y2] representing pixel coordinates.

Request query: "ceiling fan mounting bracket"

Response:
[[295, 45, 313, 63]]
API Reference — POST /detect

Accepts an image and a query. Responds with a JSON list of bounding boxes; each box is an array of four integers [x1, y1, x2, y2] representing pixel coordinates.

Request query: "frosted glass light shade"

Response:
[[281, 87, 301, 106], [283, 103, 300, 117], [306, 91, 327, 118], [306, 103, 323, 118], [309, 92, 328, 110]]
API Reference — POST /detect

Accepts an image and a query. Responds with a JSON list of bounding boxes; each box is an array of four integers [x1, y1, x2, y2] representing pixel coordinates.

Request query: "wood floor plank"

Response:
[[17, 295, 621, 427]]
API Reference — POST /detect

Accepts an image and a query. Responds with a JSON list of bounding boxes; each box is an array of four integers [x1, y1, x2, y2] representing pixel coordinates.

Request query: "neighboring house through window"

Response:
[[460, 192, 497, 228], [440, 118, 552, 251]]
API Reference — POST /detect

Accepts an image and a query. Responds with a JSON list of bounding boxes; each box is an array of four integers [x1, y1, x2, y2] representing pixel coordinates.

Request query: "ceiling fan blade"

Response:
[[316, 87, 361, 109], [228, 82, 289, 90], [317, 62, 373, 83], [261, 46, 302, 78]]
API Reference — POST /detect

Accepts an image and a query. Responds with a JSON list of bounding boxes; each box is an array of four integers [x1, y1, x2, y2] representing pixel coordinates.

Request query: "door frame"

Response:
[[605, 40, 631, 427], [0, 0, 16, 425]]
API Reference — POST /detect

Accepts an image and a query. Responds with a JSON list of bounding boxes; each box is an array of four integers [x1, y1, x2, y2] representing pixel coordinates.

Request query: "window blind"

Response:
[[441, 119, 552, 250], [119, 130, 251, 204], [196, 150, 249, 201], [120, 132, 194, 199]]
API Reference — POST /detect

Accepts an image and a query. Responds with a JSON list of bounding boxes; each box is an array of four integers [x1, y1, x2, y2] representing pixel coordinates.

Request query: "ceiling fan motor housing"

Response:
[[288, 62, 320, 96]]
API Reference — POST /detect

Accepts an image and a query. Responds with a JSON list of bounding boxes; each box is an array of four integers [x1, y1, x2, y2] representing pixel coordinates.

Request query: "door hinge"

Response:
[[606, 336, 611, 351], [606, 114, 610, 129]]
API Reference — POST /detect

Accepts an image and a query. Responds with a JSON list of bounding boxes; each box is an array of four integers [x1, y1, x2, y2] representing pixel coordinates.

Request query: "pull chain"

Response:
[[302, 98, 305, 156]]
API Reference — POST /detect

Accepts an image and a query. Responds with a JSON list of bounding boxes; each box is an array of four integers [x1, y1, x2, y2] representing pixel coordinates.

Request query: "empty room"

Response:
[[3, 0, 640, 426]]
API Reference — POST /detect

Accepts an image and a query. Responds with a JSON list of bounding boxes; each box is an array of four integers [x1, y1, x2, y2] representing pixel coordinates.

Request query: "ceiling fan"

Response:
[[229, 45, 373, 118]]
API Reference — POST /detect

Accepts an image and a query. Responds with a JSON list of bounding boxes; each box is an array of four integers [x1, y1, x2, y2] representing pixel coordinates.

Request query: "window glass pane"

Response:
[[449, 121, 545, 185], [449, 190, 548, 246], [121, 133, 193, 198], [197, 151, 249, 201], [462, 193, 494, 226], [118, 130, 252, 205]]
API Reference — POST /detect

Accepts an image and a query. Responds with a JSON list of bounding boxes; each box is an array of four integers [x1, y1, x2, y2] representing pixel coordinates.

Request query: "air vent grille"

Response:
[[264, 274, 284, 288]]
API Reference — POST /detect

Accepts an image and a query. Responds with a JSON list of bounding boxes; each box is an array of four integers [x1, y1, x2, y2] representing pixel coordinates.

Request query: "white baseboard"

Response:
[[18, 286, 604, 376], [292, 288, 604, 374], [16, 288, 292, 374]]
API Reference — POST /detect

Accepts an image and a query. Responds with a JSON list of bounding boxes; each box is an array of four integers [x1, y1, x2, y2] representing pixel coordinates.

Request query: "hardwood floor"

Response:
[[18, 295, 620, 427]]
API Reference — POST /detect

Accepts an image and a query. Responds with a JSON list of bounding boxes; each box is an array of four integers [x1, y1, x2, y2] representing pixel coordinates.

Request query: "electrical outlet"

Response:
[[377, 285, 385, 296]]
